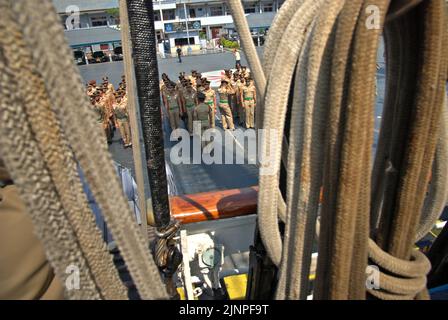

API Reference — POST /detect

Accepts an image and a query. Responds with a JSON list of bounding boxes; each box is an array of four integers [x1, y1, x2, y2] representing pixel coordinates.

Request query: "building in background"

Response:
[[53, 0, 285, 57], [224, 11, 276, 47]]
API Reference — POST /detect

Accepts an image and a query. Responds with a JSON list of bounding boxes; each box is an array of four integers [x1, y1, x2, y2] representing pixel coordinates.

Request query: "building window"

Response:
[[195, 7, 206, 17], [189, 8, 196, 18], [154, 11, 161, 21], [209, 5, 223, 16], [163, 9, 175, 20], [175, 37, 195, 46], [90, 16, 108, 27], [244, 4, 257, 14], [263, 3, 274, 12], [61, 15, 68, 30]]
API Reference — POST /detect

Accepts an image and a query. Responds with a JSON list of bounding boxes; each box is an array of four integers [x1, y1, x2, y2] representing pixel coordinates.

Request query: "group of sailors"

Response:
[[86, 76, 132, 148], [160, 64, 257, 137]]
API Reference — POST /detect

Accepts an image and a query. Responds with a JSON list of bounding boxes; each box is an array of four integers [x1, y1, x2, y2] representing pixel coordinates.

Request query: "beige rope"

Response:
[[231, 0, 447, 301], [314, 0, 365, 299], [0, 0, 127, 299], [3, 0, 168, 299], [276, 0, 346, 300], [367, 239, 431, 300], [415, 100, 448, 241]]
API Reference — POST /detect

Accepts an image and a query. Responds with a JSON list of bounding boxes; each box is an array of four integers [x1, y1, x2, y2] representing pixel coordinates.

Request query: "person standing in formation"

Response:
[[242, 77, 257, 129], [218, 78, 235, 130], [104, 78, 117, 128], [86, 80, 97, 97], [230, 73, 239, 120], [97, 87, 112, 143], [236, 75, 246, 126], [177, 74, 188, 123], [113, 93, 132, 148], [189, 70, 197, 88], [203, 81, 217, 129], [194, 92, 210, 148], [166, 82, 182, 133], [181, 80, 197, 136], [241, 66, 250, 79], [92, 94, 107, 144]]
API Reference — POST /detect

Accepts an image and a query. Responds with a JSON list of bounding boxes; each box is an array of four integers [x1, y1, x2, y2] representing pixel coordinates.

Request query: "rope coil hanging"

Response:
[[230, 0, 447, 300], [0, 0, 168, 299]]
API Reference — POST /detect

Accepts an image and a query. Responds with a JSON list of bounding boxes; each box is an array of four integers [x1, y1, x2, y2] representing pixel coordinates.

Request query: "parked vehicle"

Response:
[[89, 51, 109, 64], [112, 46, 123, 61], [73, 50, 86, 65]]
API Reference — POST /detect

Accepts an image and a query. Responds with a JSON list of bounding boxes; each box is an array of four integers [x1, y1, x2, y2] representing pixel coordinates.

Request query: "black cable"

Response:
[[126, 0, 170, 229]]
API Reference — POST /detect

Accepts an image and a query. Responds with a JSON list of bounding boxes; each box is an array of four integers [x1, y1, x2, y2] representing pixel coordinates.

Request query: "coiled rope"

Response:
[[230, 0, 447, 300], [0, 0, 167, 299]]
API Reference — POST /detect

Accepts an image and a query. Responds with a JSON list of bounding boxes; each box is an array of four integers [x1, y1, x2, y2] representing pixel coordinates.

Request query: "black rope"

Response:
[[126, 0, 170, 229]]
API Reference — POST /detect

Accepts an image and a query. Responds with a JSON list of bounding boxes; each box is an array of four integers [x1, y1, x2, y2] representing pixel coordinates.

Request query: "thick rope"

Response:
[[376, 0, 446, 260], [415, 100, 448, 241], [231, 0, 446, 301], [6, 0, 167, 299], [276, 0, 345, 300], [314, 0, 364, 299], [0, 0, 127, 299]]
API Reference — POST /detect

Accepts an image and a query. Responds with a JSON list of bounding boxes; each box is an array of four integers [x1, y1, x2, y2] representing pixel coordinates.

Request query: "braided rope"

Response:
[[276, 0, 346, 300], [0, 1, 127, 299], [415, 101, 448, 241], [314, 0, 365, 299], [367, 239, 431, 300], [377, 0, 445, 260], [3, 0, 167, 299], [232, 0, 447, 301], [0, 3, 100, 299]]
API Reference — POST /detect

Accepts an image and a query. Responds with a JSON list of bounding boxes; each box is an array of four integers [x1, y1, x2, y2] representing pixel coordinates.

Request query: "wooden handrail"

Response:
[[167, 186, 258, 224], [146, 186, 325, 225]]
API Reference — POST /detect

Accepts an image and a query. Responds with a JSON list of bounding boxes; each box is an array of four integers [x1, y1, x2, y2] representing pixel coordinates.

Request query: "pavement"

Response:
[[78, 43, 385, 196], [78, 47, 263, 87]]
